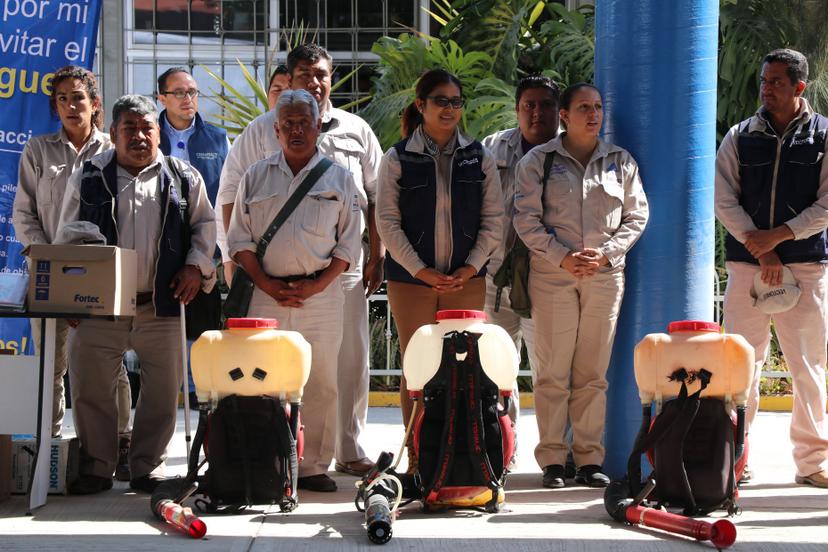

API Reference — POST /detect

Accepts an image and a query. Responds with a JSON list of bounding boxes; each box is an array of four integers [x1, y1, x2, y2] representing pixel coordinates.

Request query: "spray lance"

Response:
[[605, 478, 736, 550], [150, 479, 206, 539]]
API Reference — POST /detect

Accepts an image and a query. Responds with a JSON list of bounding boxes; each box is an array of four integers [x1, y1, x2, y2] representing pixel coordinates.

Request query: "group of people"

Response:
[[12, 42, 827, 497]]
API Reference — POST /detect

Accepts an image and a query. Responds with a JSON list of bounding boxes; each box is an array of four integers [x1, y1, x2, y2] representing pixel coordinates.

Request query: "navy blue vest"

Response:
[[725, 113, 828, 264], [385, 137, 487, 285], [78, 155, 190, 317], [159, 111, 227, 205]]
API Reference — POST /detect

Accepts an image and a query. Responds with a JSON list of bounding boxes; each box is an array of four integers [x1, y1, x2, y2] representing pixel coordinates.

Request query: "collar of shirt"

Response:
[[51, 127, 106, 150], [407, 125, 472, 156], [539, 133, 617, 165], [115, 150, 165, 180], [751, 97, 814, 135], [269, 148, 327, 180], [163, 113, 197, 155]]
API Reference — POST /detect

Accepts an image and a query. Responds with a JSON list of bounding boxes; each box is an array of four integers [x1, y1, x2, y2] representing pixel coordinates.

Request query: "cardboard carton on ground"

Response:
[[11, 437, 79, 495], [24, 245, 137, 316]]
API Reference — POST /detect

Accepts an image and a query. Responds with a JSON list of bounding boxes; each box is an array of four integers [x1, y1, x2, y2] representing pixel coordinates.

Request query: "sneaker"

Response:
[[130, 474, 166, 493], [297, 473, 337, 492], [542, 464, 566, 489], [574, 465, 610, 488], [69, 474, 113, 495], [795, 469, 828, 489], [114, 436, 131, 482]]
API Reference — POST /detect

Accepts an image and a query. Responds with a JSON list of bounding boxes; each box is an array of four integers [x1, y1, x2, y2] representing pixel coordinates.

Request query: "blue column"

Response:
[[595, 0, 719, 478]]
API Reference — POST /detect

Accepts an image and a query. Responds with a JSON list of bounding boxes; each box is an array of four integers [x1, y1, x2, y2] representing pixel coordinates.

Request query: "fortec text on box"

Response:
[[74, 294, 99, 303]]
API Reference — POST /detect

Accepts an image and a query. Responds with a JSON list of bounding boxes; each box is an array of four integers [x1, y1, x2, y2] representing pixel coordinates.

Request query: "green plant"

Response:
[[359, 34, 493, 149]]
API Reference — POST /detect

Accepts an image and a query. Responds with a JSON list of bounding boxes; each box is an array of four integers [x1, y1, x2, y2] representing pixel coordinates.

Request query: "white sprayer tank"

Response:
[[634, 320, 755, 407], [403, 310, 519, 396], [191, 318, 311, 403]]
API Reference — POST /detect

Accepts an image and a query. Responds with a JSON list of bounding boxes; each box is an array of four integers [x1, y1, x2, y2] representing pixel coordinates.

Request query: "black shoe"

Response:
[[542, 465, 566, 489], [574, 465, 610, 488], [114, 436, 131, 482], [69, 474, 113, 495], [564, 452, 576, 479], [297, 473, 337, 492], [130, 474, 166, 493]]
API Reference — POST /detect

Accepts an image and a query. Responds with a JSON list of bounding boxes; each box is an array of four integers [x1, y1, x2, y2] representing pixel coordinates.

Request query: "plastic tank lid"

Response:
[[436, 309, 488, 322], [226, 318, 279, 329], [667, 320, 720, 334]]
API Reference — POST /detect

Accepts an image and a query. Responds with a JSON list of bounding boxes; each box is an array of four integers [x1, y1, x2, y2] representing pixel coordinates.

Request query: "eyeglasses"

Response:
[[161, 89, 199, 99], [426, 96, 465, 109]]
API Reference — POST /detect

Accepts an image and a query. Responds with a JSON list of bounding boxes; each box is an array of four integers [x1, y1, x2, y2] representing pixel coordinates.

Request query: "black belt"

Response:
[[277, 271, 322, 283], [136, 292, 153, 306]]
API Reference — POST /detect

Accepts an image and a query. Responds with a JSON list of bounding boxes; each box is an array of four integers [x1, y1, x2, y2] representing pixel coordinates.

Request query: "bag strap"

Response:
[[165, 156, 192, 250], [255, 157, 333, 260], [492, 149, 556, 311]]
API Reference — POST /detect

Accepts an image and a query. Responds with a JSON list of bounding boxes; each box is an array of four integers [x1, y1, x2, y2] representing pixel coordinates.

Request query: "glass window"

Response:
[[357, 0, 383, 28]]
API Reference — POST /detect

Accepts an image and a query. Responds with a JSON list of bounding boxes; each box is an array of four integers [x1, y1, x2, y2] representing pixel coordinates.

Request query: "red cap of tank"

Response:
[[226, 318, 279, 329], [436, 309, 488, 322], [667, 320, 720, 334]]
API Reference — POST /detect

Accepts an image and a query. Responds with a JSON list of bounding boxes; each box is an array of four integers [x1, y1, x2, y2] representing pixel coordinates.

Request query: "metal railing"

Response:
[[368, 273, 791, 381]]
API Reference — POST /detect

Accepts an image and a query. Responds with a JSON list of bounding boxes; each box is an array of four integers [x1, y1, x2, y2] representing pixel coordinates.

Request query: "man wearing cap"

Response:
[[218, 43, 384, 477], [715, 48, 828, 488], [57, 95, 217, 494], [227, 89, 362, 492]]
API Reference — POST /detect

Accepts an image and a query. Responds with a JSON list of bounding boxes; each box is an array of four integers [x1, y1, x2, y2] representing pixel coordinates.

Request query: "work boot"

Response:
[[542, 465, 566, 489], [69, 474, 113, 495], [114, 436, 131, 482], [297, 474, 337, 492], [574, 465, 610, 488]]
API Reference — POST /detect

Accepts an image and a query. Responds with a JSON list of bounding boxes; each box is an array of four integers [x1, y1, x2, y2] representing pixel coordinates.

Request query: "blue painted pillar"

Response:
[[595, 1, 719, 478]]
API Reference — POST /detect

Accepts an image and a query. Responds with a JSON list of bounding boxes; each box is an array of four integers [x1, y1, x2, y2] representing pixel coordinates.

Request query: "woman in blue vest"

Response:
[[376, 69, 504, 471]]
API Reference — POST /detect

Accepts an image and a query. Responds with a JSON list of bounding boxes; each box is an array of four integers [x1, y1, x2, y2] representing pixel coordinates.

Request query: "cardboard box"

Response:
[[25, 245, 136, 316], [11, 437, 79, 495]]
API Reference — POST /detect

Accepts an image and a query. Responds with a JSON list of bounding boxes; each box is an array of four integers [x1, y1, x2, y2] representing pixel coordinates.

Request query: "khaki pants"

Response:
[[484, 275, 537, 423], [335, 270, 370, 463], [249, 282, 344, 477], [724, 261, 828, 477], [387, 277, 486, 434], [529, 257, 624, 469], [69, 303, 182, 479], [32, 318, 131, 438]]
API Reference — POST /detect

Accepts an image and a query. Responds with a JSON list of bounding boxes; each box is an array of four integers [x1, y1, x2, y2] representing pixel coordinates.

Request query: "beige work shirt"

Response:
[[14, 128, 111, 246], [227, 150, 362, 278], [513, 135, 649, 271], [59, 150, 218, 293], [482, 127, 534, 275], [375, 127, 504, 277], [715, 98, 828, 243]]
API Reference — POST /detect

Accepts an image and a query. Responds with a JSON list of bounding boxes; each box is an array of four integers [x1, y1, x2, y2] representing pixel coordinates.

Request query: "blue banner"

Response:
[[0, 0, 101, 353]]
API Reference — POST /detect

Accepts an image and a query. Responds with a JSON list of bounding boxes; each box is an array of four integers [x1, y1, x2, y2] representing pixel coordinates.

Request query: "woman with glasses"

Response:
[[513, 83, 649, 489], [376, 68, 503, 472], [13, 66, 132, 454]]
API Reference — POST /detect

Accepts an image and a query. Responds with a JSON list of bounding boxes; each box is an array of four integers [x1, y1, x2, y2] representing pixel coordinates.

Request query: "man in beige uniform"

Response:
[[57, 95, 216, 494], [716, 49, 828, 487], [219, 44, 383, 476], [482, 75, 560, 425], [228, 89, 362, 492]]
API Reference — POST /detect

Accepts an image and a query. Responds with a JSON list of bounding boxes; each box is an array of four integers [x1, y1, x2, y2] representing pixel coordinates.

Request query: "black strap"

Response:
[[493, 150, 555, 312], [255, 157, 334, 260]]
